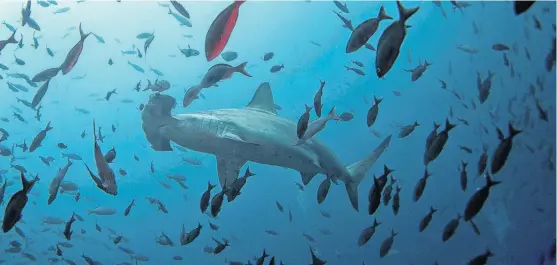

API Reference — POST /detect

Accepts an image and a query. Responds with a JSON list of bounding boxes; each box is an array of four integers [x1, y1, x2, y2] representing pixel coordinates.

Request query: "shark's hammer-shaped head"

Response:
[[141, 92, 178, 151], [141, 92, 235, 154]]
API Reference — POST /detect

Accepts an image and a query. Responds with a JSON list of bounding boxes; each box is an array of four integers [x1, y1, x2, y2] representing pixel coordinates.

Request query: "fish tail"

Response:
[[79, 23, 90, 40], [7, 30, 17, 43], [20, 172, 30, 193], [377, 5, 393, 20], [485, 173, 501, 187], [384, 164, 394, 175], [445, 118, 456, 132], [45, 121, 53, 131], [326, 106, 340, 121], [374, 96, 382, 105], [508, 122, 521, 138], [235, 62, 252, 77], [396, 1, 419, 24], [245, 167, 255, 178], [208, 181, 216, 190]]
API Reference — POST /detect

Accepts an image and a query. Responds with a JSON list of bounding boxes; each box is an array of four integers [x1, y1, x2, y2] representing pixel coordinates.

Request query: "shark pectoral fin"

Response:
[[216, 157, 246, 189], [221, 132, 260, 146], [300, 172, 317, 185]]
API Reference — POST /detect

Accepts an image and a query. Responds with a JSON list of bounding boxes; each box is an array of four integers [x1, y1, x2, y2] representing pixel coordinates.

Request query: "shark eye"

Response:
[[376, 67, 381, 73]]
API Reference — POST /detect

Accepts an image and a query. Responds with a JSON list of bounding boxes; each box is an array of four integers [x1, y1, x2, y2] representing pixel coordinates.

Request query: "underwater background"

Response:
[[0, 0, 555, 264]]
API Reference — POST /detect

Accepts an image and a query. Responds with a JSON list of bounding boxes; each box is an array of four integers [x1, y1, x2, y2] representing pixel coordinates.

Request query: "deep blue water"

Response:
[[0, 1, 555, 265]]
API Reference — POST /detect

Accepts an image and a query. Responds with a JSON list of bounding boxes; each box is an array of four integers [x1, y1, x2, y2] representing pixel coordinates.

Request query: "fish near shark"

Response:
[[375, 1, 419, 78], [141, 82, 392, 211], [59, 23, 90, 75]]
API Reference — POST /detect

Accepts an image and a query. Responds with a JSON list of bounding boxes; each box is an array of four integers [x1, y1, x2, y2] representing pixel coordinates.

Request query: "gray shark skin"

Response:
[[141, 82, 391, 211]]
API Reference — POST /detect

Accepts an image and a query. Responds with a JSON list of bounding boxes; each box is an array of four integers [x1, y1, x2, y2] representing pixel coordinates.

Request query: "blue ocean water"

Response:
[[0, 0, 555, 264]]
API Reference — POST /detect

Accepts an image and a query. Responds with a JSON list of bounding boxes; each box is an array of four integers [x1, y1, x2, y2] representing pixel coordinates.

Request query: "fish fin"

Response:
[[377, 5, 393, 20], [245, 82, 278, 115], [496, 127, 504, 140], [140, 93, 177, 151], [78, 23, 90, 40], [396, 1, 419, 24], [300, 172, 317, 185], [7, 30, 17, 44], [345, 135, 392, 211], [326, 106, 340, 121], [508, 123, 521, 138], [20, 172, 30, 192], [235, 62, 252, 77], [216, 157, 245, 189], [84, 163, 103, 188]]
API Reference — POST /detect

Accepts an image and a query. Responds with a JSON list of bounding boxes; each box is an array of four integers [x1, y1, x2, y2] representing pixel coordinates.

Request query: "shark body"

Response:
[[141, 82, 391, 211]]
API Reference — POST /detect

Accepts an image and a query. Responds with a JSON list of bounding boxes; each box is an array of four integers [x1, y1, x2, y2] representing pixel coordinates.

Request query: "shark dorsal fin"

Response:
[[246, 82, 277, 115]]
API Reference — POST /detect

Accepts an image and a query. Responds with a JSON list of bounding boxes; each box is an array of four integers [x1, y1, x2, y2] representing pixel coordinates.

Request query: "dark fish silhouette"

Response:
[[464, 173, 501, 221], [60, 23, 90, 75], [376, 1, 419, 78], [2, 172, 38, 232], [346, 6, 392, 53], [200, 182, 216, 213], [31, 78, 52, 108], [419, 206, 437, 232], [358, 219, 380, 247], [514, 1, 535, 15], [491, 123, 520, 174]]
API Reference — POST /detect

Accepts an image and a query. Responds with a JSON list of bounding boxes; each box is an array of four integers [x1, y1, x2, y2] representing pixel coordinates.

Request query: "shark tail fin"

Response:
[[344, 135, 392, 211], [140, 93, 178, 151]]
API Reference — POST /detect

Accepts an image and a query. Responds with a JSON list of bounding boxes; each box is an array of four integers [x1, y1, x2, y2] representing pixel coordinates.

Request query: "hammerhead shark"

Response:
[[141, 82, 391, 211]]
